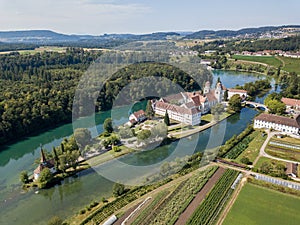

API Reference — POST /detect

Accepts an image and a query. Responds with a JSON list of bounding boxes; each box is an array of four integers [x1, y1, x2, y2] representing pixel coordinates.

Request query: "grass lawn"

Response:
[[279, 56, 300, 74], [86, 146, 135, 167], [253, 156, 286, 171], [223, 183, 300, 225], [236, 131, 267, 164], [232, 55, 282, 67]]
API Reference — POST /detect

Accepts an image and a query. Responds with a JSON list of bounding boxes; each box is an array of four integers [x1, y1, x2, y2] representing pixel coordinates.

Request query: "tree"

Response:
[[38, 167, 53, 185], [112, 183, 125, 197], [164, 110, 170, 126], [240, 157, 251, 165], [211, 103, 225, 121], [20, 170, 29, 184], [74, 128, 92, 150], [224, 89, 229, 101], [47, 216, 63, 225], [145, 100, 155, 119], [228, 94, 242, 112], [265, 99, 286, 115], [137, 130, 151, 140], [103, 118, 113, 133], [264, 93, 286, 115]]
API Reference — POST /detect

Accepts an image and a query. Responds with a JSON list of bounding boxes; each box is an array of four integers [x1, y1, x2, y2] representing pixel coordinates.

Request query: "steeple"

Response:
[[40, 147, 46, 163], [204, 81, 211, 94], [215, 82, 223, 103]]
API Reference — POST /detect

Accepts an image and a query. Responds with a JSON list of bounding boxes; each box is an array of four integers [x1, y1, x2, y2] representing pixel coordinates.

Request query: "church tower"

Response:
[[203, 81, 211, 94], [215, 82, 223, 103]]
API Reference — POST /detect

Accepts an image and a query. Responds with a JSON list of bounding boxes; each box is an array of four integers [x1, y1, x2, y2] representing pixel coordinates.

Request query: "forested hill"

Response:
[[0, 30, 181, 49], [0, 49, 211, 146], [184, 25, 300, 39], [192, 35, 300, 53]]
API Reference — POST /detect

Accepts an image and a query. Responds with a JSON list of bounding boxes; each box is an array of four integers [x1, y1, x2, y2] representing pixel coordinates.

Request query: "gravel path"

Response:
[[174, 167, 226, 225]]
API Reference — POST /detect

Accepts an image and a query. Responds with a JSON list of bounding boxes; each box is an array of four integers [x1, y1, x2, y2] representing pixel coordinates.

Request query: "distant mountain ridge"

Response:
[[0, 25, 300, 47], [0, 30, 181, 44], [184, 25, 300, 39]]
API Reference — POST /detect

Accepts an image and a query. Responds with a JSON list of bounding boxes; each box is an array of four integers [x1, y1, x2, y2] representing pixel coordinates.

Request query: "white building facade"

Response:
[[254, 113, 300, 135]]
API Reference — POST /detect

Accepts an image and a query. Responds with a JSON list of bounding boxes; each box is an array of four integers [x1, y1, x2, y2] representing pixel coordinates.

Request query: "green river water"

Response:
[[0, 70, 276, 225]]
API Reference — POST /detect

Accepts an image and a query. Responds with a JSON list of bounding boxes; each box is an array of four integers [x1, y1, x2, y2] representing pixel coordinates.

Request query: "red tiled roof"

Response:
[[286, 162, 298, 176], [133, 110, 145, 119], [281, 97, 300, 107], [155, 101, 200, 115], [205, 91, 217, 102], [191, 95, 201, 106], [183, 102, 196, 108], [162, 92, 188, 103], [255, 113, 300, 128], [227, 88, 248, 94]]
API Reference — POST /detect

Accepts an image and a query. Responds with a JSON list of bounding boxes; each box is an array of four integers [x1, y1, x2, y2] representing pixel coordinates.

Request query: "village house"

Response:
[[253, 113, 300, 136], [281, 97, 300, 112], [128, 110, 146, 126], [34, 149, 56, 181], [227, 88, 248, 100], [286, 162, 298, 178]]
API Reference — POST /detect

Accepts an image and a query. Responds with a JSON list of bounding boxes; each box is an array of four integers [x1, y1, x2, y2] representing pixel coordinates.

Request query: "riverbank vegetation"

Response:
[[218, 125, 254, 158], [235, 79, 271, 100]]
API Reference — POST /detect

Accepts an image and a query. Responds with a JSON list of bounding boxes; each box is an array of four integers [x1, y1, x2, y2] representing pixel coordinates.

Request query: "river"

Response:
[[0, 70, 277, 225]]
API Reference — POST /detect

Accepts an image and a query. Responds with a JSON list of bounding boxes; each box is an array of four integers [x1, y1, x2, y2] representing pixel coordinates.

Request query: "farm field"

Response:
[[223, 183, 300, 225], [186, 169, 239, 225], [131, 166, 218, 225], [265, 137, 300, 162], [232, 55, 300, 74], [279, 56, 300, 74], [232, 55, 282, 67], [236, 130, 267, 164]]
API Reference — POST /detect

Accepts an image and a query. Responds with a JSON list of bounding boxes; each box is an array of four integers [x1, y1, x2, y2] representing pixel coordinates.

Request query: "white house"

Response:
[[128, 110, 146, 124], [281, 97, 300, 112], [227, 88, 248, 100], [154, 101, 201, 126], [254, 113, 300, 135]]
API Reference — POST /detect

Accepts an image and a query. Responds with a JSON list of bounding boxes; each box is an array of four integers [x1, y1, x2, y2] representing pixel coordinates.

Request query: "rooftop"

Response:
[[281, 97, 300, 107], [255, 113, 300, 128]]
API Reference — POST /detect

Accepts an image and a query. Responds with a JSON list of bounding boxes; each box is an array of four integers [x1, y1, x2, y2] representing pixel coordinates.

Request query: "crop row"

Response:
[[79, 178, 172, 225], [186, 169, 239, 225], [143, 166, 218, 225], [224, 135, 254, 159], [131, 190, 170, 225]]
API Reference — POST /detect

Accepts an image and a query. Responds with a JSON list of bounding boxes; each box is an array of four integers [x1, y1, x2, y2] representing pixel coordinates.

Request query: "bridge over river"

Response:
[[244, 101, 268, 111]]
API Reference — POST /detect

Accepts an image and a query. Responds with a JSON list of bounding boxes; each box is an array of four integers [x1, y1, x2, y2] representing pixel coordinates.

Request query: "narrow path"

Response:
[[253, 129, 300, 166], [217, 176, 247, 225], [252, 129, 272, 166], [174, 167, 226, 225], [276, 56, 286, 67]]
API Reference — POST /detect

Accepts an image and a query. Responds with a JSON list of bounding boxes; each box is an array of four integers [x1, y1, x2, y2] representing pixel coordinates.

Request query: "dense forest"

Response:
[[0, 42, 38, 52], [0, 49, 211, 145], [193, 35, 300, 53]]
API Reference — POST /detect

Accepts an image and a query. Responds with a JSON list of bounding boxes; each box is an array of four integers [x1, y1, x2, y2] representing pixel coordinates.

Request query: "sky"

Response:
[[0, 0, 300, 35]]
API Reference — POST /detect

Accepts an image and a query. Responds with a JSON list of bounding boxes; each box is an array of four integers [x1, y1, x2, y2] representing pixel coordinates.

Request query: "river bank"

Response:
[[0, 70, 272, 225]]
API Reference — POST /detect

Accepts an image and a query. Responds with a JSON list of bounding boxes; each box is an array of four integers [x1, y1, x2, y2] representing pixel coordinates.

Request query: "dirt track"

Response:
[[174, 167, 226, 225]]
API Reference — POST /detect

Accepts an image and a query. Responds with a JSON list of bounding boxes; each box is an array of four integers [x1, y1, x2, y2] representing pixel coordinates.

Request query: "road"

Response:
[[253, 130, 300, 166]]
